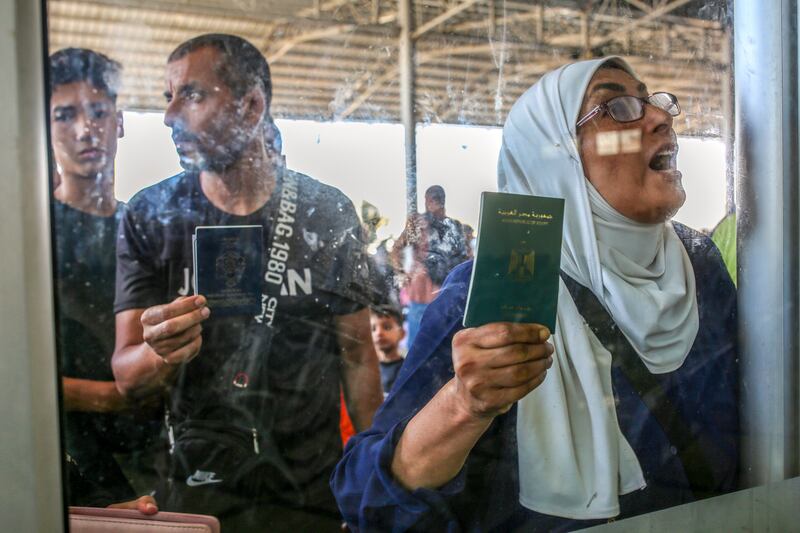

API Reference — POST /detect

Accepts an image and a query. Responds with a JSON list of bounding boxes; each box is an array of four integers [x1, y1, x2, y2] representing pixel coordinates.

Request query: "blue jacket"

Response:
[[332, 224, 739, 532]]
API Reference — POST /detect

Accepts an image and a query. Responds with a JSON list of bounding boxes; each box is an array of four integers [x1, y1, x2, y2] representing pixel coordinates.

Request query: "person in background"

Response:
[[391, 185, 468, 349], [332, 56, 739, 531], [463, 223, 475, 259], [339, 202, 398, 445], [111, 33, 382, 531], [369, 305, 406, 396], [341, 304, 407, 444], [49, 47, 158, 506], [361, 201, 400, 308]]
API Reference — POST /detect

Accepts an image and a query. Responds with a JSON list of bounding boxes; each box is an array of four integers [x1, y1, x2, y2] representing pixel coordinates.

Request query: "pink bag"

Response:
[[69, 506, 220, 533]]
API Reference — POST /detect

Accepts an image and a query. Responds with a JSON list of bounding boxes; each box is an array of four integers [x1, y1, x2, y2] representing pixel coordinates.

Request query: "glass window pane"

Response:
[[43, 0, 797, 530]]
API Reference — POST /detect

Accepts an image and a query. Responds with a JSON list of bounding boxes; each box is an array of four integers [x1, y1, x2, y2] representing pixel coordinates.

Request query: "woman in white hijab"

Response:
[[332, 57, 739, 532]]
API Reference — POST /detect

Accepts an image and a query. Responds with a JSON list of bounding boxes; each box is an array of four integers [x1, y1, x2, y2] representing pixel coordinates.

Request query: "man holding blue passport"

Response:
[[112, 33, 383, 531]]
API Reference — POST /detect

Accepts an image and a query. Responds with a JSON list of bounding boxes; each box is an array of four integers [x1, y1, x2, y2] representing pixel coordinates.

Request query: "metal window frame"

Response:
[[2, 0, 800, 530], [0, 0, 64, 531], [735, 0, 800, 486]]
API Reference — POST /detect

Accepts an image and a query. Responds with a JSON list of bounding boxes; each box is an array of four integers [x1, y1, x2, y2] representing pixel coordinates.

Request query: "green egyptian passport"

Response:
[[463, 192, 565, 330]]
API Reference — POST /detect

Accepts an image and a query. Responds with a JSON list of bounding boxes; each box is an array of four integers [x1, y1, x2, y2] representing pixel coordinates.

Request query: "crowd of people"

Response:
[[50, 33, 740, 532]]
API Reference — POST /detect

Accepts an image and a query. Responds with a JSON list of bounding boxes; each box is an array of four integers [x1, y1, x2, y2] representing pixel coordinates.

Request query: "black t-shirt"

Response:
[[54, 201, 123, 377], [54, 201, 147, 502], [115, 169, 370, 501], [379, 359, 403, 395]]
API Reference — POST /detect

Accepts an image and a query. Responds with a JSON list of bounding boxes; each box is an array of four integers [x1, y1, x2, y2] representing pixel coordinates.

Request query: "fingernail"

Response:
[[196, 296, 206, 307], [547, 356, 553, 368], [146, 503, 157, 513], [200, 307, 210, 318], [539, 328, 550, 342]]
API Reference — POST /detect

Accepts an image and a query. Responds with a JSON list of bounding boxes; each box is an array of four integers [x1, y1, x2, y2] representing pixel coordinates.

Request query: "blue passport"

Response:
[[193, 225, 263, 316]]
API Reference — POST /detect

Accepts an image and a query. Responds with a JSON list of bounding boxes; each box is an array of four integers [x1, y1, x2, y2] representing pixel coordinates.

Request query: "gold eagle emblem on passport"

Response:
[[508, 248, 535, 282]]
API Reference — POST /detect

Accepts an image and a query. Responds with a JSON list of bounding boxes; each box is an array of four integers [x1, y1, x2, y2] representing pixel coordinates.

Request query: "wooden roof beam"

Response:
[[51, 0, 362, 32], [296, 0, 352, 18], [412, 0, 481, 40], [340, 12, 548, 120], [272, 53, 385, 71], [295, 0, 397, 24], [337, 66, 398, 118], [622, 0, 653, 13], [449, 6, 718, 33], [432, 63, 497, 121], [590, 0, 693, 49], [418, 41, 518, 61], [267, 25, 356, 63]]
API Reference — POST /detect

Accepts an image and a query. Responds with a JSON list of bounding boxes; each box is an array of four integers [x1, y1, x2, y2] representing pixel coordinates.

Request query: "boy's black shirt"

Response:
[[379, 359, 403, 395], [54, 200, 123, 377], [54, 200, 154, 503]]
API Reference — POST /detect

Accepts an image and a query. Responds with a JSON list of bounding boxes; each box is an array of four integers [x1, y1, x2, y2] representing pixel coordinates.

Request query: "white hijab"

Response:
[[498, 57, 699, 519]]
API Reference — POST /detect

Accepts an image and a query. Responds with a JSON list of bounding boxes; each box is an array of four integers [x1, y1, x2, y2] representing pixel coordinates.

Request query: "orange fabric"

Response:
[[340, 390, 355, 446]]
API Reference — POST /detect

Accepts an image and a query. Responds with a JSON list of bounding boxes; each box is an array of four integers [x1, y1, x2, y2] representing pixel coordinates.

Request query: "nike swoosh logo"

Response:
[[186, 470, 224, 487]]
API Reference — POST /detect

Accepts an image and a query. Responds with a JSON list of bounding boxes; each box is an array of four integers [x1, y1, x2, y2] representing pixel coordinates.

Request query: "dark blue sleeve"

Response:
[[331, 263, 472, 532]]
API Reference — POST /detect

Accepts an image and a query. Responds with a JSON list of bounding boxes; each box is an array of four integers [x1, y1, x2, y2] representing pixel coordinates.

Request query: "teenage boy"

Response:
[[370, 305, 406, 395], [111, 34, 382, 531], [49, 48, 156, 504]]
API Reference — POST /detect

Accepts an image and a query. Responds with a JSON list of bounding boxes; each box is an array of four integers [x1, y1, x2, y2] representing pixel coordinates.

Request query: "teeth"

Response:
[[649, 153, 674, 171], [649, 146, 677, 171]]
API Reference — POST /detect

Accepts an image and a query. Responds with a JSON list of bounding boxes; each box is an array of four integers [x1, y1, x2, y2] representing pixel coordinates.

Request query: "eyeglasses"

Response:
[[576, 92, 680, 128]]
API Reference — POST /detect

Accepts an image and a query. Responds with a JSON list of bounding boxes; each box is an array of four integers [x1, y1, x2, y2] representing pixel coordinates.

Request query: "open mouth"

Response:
[[648, 144, 678, 171]]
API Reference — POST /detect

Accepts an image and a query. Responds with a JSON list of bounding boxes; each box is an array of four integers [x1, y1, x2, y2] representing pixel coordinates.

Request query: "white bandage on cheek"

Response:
[[595, 131, 620, 156], [619, 129, 642, 154], [594, 129, 642, 156]]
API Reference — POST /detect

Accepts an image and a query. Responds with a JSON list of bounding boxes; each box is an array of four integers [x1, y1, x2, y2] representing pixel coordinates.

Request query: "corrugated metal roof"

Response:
[[47, 0, 729, 136]]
